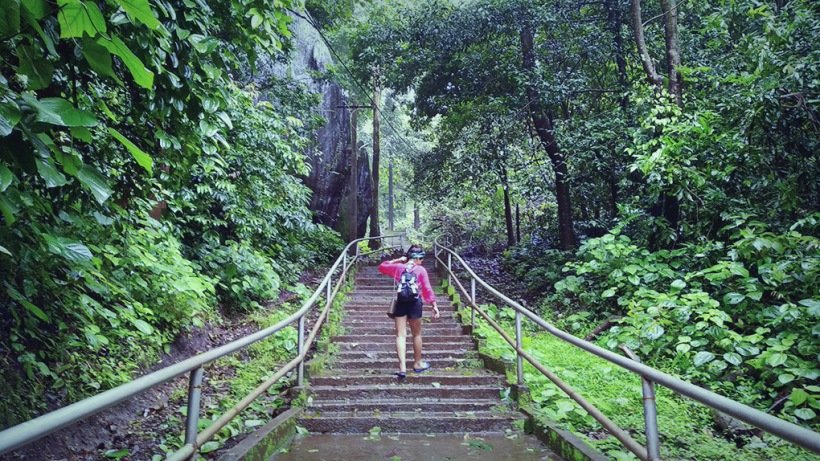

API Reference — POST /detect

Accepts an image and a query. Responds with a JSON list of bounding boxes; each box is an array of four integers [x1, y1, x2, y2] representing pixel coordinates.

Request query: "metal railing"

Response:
[[433, 239, 820, 460], [0, 234, 405, 460]]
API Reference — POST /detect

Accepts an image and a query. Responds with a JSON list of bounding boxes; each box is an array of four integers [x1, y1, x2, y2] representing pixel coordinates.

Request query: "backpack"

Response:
[[396, 263, 420, 303]]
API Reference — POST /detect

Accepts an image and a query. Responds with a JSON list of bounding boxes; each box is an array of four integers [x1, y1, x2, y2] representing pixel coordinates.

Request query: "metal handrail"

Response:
[[433, 239, 820, 460], [0, 233, 406, 459]]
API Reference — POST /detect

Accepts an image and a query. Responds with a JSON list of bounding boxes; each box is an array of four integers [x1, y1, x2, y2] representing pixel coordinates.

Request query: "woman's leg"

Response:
[[394, 315, 407, 373], [408, 317, 423, 369]]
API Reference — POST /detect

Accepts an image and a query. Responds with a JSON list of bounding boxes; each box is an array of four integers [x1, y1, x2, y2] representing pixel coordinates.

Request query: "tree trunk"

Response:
[[350, 109, 359, 243], [520, 24, 575, 250], [414, 203, 420, 230], [660, 0, 683, 105], [388, 158, 394, 231], [630, 0, 663, 88], [605, 0, 629, 111], [515, 203, 521, 244], [501, 168, 516, 247], [368, 83, 382, 248]]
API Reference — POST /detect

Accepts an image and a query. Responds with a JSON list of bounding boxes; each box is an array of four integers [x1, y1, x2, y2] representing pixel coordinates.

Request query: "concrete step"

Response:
[[299, 411, 522, 433], [332, 335, 469, 343], [309, 372, 499, 387], [338, 341, 473, 351], [308, 384, 504, 401], [343, 312, 458, 321], [325, 357, 479, 369], [343, 326, 467, 335], [305, 398, 506, 413], [336, 350, 478, 361]]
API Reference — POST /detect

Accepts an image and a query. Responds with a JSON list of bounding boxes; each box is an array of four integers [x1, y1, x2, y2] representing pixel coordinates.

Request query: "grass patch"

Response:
[[469, 304, 816, 461]]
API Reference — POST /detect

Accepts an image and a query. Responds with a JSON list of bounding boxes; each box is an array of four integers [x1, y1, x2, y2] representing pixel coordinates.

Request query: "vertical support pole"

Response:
[[470, 277, 476, 328], [326, 275, 332, 306], [447, 253, 452, 286], [515, 311, 523, 386], [342, 252, 348, 280], [621, 346, 661, 460], [297, 315, 306, 386], [184, 367, 204, 447]]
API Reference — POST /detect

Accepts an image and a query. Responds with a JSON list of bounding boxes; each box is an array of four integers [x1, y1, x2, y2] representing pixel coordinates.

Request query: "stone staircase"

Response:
[[298, 264, 526, 434]]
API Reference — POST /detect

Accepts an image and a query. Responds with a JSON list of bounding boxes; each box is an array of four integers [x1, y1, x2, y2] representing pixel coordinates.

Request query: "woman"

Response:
[[378, 245, 440, 378]]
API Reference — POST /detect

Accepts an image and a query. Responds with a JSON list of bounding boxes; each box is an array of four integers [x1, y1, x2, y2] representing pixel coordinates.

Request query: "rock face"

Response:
[[256, 15, 373, 238]]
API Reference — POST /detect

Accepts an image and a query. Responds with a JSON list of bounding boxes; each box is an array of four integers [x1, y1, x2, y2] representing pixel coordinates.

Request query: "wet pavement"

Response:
[[271, 432, 561, 461]]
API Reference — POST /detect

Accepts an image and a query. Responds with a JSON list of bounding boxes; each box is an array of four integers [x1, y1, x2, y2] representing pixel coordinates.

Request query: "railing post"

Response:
[[297, 315, 306, 386], [621, 346, 661, 460], [515, 311, 523, 386], [470, 277, 476, 328], [326, 275, 332, 305], [447, 253, 452, 286], [342, 252, 348, 280], [184, 366, 204, 449]]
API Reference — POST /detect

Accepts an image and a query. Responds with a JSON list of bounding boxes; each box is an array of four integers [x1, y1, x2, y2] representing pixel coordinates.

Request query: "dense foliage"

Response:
[[0, 0, 342, 428], [334, 0, 820, 453]]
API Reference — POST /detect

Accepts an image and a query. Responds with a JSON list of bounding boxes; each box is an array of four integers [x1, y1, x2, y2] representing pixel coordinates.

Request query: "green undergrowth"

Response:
[[467, 303, 815, 461], [135, 276, 357, 460]]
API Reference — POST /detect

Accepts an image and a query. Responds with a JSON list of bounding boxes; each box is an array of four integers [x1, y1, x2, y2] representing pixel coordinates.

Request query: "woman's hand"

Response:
[[432, 304, 440, 319], [393, 256, 407, 263]]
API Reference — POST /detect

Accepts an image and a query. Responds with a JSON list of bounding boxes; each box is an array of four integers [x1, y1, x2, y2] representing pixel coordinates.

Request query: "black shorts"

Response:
[[394, 298, 423, 319]]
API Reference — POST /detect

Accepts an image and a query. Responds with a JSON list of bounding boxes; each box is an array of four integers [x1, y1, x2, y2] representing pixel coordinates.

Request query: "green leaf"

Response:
[[723, 292, 745, 305], [35, 158, 68, 187], [81, 36, 119, 82], [22, 95, 98, 127], [103, 448, 129, 460], [0, 244, 12, 256], [693, 351, 715, 366], [42, 234, 93, 263], [723, 352, 742, 366], [57, 0, 106, 38], [116, 0, 161, 29], [798, 298, 820, 316], [108, 127, 152, 174], [670, 279, 686, 290], [0, 165, 14, 192], [0, 0, 21, 36], [777, 373, 795, 384], [794, 408, 816, 420], [766, 352, 788, 367], [0, 193, 16, 225], [5, 284, 49, 321], [131, 318, 153, 334], [601, 288, 616, 298], [790, 388, 809, 406], [98, 35, 154, 88], [70, 126, 93, 142], [0, 101, 23, 136], [17, 44, 53, 90], [675, 343, 691, 354], [76, 165, 112, 203], [199, 441, 220, 454], [22, 0, 49, 19], [643, 323, 664, 340]]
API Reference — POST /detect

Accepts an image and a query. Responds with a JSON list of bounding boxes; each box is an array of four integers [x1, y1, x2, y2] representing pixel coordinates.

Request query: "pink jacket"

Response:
[[378, 261, 437, 304]]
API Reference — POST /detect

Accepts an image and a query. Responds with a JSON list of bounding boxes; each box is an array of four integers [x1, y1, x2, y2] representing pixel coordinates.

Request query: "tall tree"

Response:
[[369, 78, 382, 248]]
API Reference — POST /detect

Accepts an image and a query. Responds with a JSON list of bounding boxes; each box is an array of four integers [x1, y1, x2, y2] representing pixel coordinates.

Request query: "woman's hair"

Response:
[[406, 244, 425, 259]]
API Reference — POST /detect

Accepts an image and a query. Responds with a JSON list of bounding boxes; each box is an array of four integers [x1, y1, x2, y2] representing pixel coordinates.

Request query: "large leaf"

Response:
[[0, 244, 11, 256], [693, 351, 715, 366], [0, 165, 13, 192], [5, 284, 49, 321], [131, 318, 154, 334], [56, 0, 106, 38], [76, 165, 112, 203], [42, 234, 93, 263], [108, 127, 152, 174], [0, 193, 16, 225], [81, 36, 119, 82], [98, 35, 154, 88], [22, 0, 49, 19], [0, 100, 22, 137], [35, 158, 68, 187], [22, 95, 98, 127], [0, 0, 21, 36], [17, 44, 53, 90], [116, 0, 160, 29]]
